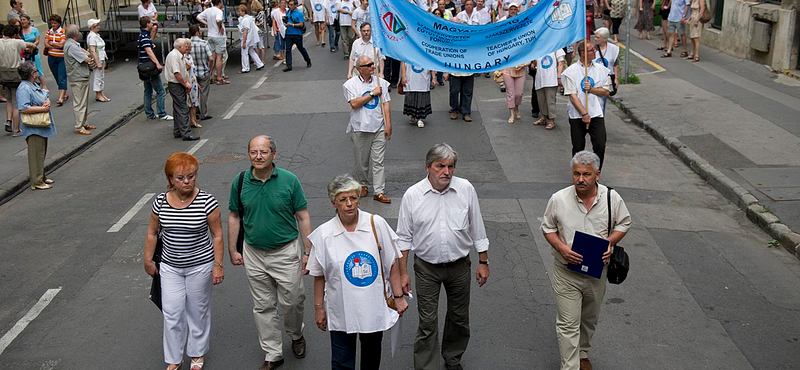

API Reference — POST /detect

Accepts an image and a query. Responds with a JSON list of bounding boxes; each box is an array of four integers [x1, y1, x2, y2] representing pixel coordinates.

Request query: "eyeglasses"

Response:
[[335, 195, 359, 204], [249, 149, 272, 157], [173, 173, 196, 182], [360, 62, 375, 68]]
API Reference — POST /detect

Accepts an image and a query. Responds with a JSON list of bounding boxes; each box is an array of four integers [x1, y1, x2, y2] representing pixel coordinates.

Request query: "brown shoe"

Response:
[[580, 358, 593, 370], [360, 186, 368, 197], [83, 125, 97, 130], [373, 193, 392, 203], [463, 115, 472, 122], [449, 112, 458, 120], [258, 359, 284, 370], [291, 336, 306, 358]]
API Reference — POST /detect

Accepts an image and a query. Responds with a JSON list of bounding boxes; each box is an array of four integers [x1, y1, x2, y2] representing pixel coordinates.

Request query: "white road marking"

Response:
[[107, 193, 156, 233], [187, 139, 209, 155], [223, 102, 244, 120], [0, 288, 62, 355], [273, 59, 283, 68], [637, 69, 666, 76], [253, 75, 268, 89]]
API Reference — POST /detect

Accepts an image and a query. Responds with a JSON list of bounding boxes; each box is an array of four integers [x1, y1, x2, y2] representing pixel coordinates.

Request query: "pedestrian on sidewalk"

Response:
[[238, 4, 266, 73], [271, 0, 288, 61], [310, 0, 326, 47], [395, 142, 491, 370], [44, 15, 69, 106], [138, 16, 172, 121], [344, 56, 392, 203], [16, 61, 57, 190], [634, 0, 655, 39], [594, 27, 619, 112], [446, 70, 475, 122], [190, 25, 214, 121], [144, 152, 225, 370], [656, 0, 671, 50], [400, 61, 433, 128], [608, 0, 626, 43], [86, 19, 111, 103], [196, 0, 228, 84], [308, 174, 409, 370], [18, 15, 47, 91], [63, 24, 97, 136], [533, 48, 566, 129], [502, 59, 530, 125], [1, 23, 35, 137], [252, 0, 269, 63], [561, 41, 611, 170], [184, 43, 201, 130], [541, 150, 631, 370], [283, 0, 312, 72], [661, 0, 689, 58], [686, 0, 704, 62], [324, 0, 340, 52], [336, 0, 355, 59], [227, 135, 312, 370], [164, 38, 199, 141]]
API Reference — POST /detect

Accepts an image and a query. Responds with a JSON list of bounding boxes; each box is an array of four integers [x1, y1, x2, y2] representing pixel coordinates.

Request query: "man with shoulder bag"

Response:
[[541, 150, 632, 370], [138, 16, 172, 121]]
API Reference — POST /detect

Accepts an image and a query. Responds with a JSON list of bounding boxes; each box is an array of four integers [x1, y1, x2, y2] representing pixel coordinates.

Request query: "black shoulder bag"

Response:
[[596, 46, 617, 96], [236, 170, 246, 254], [150, 194, 166, 310], [606, 188, 629, 284]]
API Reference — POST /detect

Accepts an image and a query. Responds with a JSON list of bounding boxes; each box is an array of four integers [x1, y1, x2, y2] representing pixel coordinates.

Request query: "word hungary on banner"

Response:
[[369, 0, 586, 74]]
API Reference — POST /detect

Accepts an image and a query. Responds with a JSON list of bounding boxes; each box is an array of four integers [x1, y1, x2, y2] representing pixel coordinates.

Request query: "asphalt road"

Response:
[[1, 33, 799, 370]]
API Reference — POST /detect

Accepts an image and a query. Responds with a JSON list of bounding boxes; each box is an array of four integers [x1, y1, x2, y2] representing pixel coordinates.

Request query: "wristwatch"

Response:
[[368, 91, 374, 97], [479, 260, 489, 265]]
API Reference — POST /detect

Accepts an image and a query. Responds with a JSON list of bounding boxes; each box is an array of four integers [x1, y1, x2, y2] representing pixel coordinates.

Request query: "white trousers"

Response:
[[160, 261, 213, 365], [241, 45, 265, 72], [92, 63, 105, 92]]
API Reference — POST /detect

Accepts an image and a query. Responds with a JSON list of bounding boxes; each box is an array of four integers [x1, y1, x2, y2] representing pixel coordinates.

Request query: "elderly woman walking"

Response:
[[144, 152, 225, 370], [86, 19, 111, 102], [16, 61, 56, 190], [308, 174, 408, 370]]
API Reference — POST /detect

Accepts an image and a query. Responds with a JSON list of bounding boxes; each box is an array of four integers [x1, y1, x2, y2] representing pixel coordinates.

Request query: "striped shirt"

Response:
[[45, 27, 65, 58], [137, 29, 154, 64], [152, 190, 219, 269]]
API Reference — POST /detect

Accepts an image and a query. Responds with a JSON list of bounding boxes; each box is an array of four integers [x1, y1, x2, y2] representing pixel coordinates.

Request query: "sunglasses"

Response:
[[361, 62, 375, 68]]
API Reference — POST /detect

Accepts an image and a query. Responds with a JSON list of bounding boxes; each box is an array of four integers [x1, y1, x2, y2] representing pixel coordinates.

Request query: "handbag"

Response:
[[149, 195, 166, 310], [397, 83, 404, 95], [699, 2, 712, 24], [492, 70, 504, 83], [20, 89, 52, 127], [137, 59, 161, 81], [370, 215, 396, 310], [606, 188, 629, 284]]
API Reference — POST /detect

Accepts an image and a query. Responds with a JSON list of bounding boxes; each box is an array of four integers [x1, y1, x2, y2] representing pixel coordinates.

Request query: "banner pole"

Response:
[[373, 46, 387, 126], [584, 37, 589, 128]]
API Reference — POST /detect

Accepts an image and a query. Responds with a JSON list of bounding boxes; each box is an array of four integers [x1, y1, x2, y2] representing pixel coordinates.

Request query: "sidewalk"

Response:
[[0, 58, 145, 204], [610, 36, 800, 259]]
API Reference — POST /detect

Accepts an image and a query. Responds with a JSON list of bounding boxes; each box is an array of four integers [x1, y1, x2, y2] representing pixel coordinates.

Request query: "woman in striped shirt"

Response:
[[144, 152, 224, 370], [43, 14, 68, 106]]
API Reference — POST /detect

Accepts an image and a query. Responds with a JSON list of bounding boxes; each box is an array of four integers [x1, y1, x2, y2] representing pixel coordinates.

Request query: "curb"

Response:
[[0, 103, 143, 206], [610, 96, 800, 261], [781, 69, 800, 81]]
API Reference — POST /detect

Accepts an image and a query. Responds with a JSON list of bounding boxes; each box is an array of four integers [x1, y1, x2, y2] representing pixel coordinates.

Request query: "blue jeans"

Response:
[[330, 331, 383, 370], [326, 24, 340, 51], [273, 34, 285, 52], [47, 56, 67, 90], [143, 74, 167, 118]]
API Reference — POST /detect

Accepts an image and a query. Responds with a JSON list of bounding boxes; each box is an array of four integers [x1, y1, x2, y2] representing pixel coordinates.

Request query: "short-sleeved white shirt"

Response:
[[337, 0, 354, 25], [343, 74, 391, 133], [534, 49, 565, 89], [595, 42, 619, 71], [87, 31, 107, 61], [311, 0, 327, 22], [561, 62, 611, 119], [138, 3, 157, 19], [351, 7, 369, 31], [455, 9, 483, 25], [198, 6, 225, 37], [325, 0, 338, 23], [403, 63, 431, 92], [350, 38, 384, 62], [307, 210, 400, 333]]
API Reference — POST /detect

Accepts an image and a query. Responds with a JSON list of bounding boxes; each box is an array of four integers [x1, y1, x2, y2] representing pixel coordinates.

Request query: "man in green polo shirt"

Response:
[[228, 135, 313, 370]]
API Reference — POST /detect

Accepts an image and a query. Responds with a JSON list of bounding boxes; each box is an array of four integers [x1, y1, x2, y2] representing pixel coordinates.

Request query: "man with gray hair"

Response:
[[541, 150, 631, 370], [164, 38, 199, 141], [63, 24, 96, 135], [343, 55, 392, 203], [396, 143, 490, 370]]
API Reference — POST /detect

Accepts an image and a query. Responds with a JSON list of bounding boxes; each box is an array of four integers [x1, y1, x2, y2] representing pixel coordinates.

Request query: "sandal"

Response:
[[545, 121, 556, 130], [95, 97, 111, 102], [692, 56, 700, 62], [31, 183, 52, 190], [190, 357, 204, 370], [683, 54, 694, 60], [656, 46, 666, 50], [532, 117, 546, 125], [660, 52, 672, 58], [83, 125, 96, 130], [680, 51, 688, 58], [166, 364, 183, 370], [74, 128, 92, 135]]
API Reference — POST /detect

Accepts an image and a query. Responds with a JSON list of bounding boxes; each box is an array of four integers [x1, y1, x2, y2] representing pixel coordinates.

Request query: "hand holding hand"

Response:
[[394, 297, 409, 316], [302, 255, 310, 275], [315, 306, 327, 330], [400, 274, 412, 295]]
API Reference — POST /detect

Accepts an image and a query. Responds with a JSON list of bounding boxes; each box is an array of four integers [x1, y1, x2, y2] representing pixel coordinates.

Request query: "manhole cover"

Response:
[[251, 94, 281, 101], [203, 152, 246, 164]]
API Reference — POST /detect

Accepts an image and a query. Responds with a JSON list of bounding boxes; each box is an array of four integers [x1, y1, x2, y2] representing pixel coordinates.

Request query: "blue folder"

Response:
[[567, 231, 608, 279]]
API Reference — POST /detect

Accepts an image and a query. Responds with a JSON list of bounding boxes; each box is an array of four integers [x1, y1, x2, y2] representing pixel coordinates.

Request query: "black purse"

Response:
[[606, 188, 629, 284], [236, 170, 246, 254], [149, 195, 165, 310], [137, 59, 161, 81]]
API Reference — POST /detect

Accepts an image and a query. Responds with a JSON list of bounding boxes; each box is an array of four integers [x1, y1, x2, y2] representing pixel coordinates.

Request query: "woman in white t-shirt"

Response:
[[532, 48, 565, 129], [400, 62, 434, 128], [138, 0, 158, 25], [271, 0, 288, 60], [308, 174, 408, 370], [86, 19, 110, 102]]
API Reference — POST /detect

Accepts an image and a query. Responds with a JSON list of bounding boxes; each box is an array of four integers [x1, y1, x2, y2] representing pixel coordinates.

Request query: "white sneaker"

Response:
[[160, 115, 174, 121], [417, 120, 425, 128]]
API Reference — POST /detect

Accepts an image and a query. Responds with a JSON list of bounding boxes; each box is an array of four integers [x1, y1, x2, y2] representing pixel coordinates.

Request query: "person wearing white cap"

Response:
[[86, 19, 110, 102]]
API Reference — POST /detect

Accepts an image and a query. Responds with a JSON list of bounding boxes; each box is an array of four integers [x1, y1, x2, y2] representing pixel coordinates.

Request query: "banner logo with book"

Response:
[[344, 251, 379, 286], [370, 0, 585, 74]]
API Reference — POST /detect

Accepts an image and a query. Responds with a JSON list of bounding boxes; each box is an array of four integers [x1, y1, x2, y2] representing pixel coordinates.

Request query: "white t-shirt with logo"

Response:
[[351, 7, 369, 31], [198, 6, 225, 37], [325, 0, 338, 24], [307, 210, 400, 333], [404, 63, 431, 92], [596, 42, 619, 71], [343, 74, 391, 133], [337, 0, 354, 25], [561, 62, 612, 119], [534, 49, 565, 89], [311, 0, 327, 22]]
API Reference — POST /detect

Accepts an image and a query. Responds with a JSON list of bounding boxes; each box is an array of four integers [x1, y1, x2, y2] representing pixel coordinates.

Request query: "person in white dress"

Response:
[[308, 174, 408, 370], [86, 19, 110, 102]]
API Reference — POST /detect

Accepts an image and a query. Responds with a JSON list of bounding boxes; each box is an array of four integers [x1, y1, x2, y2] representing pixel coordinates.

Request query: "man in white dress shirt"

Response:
[[396, 143, 490, 370], [455, 0, 485, 24]]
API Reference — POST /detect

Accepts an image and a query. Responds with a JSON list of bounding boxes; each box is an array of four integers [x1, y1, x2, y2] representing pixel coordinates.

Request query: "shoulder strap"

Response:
[[597, 45, 608, 68], [371, 215, 389, 299], [237, 170, 246, 216], [606, 187, 613, 237]]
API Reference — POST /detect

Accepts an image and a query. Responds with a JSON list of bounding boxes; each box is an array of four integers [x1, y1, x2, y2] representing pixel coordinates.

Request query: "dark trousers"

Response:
[[414, 256, 471, 370], [284, 33, 311, 68], [383, 56, 401, 86], [167, 82, 191, 138], [197, 74, 211, 118], [448, 75, 474, 116], [529, 68, 540, 115], [569, 116, 607, 170], [330, 331, 383, 370]]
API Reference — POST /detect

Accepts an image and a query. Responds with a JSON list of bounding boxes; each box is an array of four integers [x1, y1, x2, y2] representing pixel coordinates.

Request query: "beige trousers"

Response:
[[552, 261, 607, 370], [69, 80, 90, 129], [243, 239, 305, 362]]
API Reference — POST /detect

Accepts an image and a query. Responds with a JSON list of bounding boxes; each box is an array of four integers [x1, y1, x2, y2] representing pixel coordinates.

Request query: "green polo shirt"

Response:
[[229, 166, 308, 250]]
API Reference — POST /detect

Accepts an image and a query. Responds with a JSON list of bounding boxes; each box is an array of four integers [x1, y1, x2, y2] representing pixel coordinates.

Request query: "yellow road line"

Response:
[[617, 42, 666, 71]]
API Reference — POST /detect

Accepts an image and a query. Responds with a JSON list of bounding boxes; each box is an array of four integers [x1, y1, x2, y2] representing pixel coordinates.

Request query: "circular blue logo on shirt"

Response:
[[344, 251, 378, 287], [521, 0, 528, 6], [315, 3, 323, 11], [330, 4, 338, 14], [411, 65, 425, 73], [580, 76, 595, 93], [361, 91, 379, 109], [595, 57, 608, 66], [342, 5, 350, 11], [541, 55, 553, 69]]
